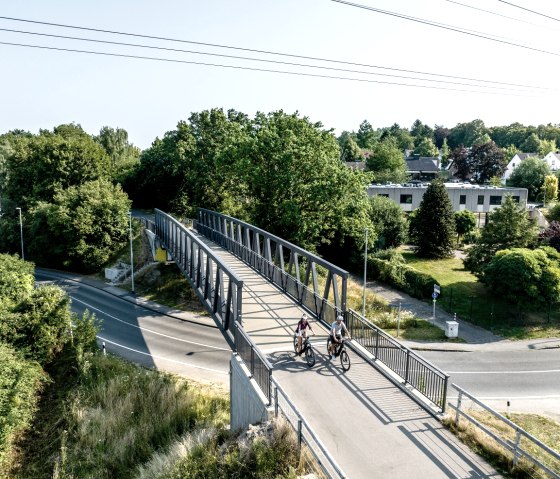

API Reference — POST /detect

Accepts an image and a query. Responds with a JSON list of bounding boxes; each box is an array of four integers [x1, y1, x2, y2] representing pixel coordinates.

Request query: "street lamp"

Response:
[[128, 212, 135, 294], [362, 228, 368, 317], [16, 207, 24, 260]]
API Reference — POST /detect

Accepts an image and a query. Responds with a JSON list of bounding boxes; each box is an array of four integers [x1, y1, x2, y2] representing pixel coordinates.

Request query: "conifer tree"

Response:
[[410, 179, 456, 258]]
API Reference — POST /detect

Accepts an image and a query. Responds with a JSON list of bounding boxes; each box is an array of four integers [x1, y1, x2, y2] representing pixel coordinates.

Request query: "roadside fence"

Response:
[[449, 384, 560, 479]]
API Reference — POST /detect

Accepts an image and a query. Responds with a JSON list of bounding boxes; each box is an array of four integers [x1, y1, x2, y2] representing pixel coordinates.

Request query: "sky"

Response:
[[2, 0, 560, 149]]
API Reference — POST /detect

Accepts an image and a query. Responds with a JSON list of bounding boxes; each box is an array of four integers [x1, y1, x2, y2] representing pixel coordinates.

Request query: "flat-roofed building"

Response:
[[367, 182, 528, 213]]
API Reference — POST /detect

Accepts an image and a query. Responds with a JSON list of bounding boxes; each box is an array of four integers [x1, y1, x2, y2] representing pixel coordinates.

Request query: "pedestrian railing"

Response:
[[449, 384, 560, 478], [234, 323, 272, 403], [196, 208, 348, 319], [152, 209, 244, 335], [272, 378, 346, 479], [346, 308, 449, 413]]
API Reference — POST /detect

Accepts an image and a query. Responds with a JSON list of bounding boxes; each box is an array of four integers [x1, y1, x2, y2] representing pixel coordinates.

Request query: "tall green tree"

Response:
[[542, 174, 558, 205], [368, 195, 408, 249], [366, 137, 409, 183], [95, 126, 141, 183], [410, 119, 433, 142], [356, 120, 376, 149], [454, 210, 477, 242], [447, 119, 488, 148], [410, 179, 456, 258], [338, 131, 363, 162], [509, 156, 550, 200], [413, 137, 439, 157], [464, 195, 538, 277]]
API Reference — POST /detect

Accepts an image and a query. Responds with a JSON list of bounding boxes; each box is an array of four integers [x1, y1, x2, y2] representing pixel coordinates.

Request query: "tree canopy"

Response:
[[509, 156, 551, 200], [368, 195, 408, 250], [366, 137, 409, 184]]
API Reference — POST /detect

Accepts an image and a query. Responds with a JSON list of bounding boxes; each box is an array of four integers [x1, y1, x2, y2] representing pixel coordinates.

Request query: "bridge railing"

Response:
[[234, 323, 272, 403], [346, 308, 449, 413], [152, 209, 244, 335], [272, 378, 346, 479], [196, 208, 348, 320]]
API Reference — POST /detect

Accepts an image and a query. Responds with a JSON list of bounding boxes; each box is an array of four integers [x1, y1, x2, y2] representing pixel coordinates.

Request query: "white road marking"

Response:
[[72, 296, 229, 351], [97, 336, 228, 375], [448, 369, 560, 374]]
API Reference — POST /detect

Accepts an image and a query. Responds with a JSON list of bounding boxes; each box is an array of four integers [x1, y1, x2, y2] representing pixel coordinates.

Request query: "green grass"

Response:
[[445, 411, 560, 479], [400, 251, 560, 340]]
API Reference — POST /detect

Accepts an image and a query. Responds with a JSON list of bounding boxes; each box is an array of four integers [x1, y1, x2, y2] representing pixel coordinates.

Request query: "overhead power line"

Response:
[[0, 27, 538, 92], [328, 0, 560, 57], [497, 0, 560, 22], [0, 40, 536, 97], [0, 15, 549, 91]]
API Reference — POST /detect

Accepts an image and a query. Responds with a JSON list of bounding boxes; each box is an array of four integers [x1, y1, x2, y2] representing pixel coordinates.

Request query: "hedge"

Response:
[[367, 257, 437, 300]]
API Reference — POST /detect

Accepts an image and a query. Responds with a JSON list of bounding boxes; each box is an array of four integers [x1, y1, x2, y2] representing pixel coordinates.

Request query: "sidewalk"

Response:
[[366, 279, 560, 353]]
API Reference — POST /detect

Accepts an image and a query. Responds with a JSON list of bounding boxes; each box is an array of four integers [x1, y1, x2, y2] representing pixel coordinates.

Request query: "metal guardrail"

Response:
[[196, 208, 348, 318], [449, 384, 560, 478], [151, 210, 244, 335], [272, 378, 346, 479], [234, 323, 272, 403], [346, 308, 449, 413]]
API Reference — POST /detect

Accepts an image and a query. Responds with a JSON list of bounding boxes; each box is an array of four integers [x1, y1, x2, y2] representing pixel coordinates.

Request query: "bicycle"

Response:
[[326, 336, 351, 371], [293, 333, 316, 367]]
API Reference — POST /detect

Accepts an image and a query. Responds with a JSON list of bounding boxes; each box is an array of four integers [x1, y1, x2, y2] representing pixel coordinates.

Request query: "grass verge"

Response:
[[444, 411, 560, 479], [400, 251, 560, 340]]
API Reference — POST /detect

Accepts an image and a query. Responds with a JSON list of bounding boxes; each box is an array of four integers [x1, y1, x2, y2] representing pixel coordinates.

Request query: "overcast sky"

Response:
[[2, 0, 560, 149]]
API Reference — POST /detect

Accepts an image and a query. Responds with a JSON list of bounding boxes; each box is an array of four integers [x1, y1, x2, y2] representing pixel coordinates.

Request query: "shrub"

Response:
[[371, 248, 405, 263]]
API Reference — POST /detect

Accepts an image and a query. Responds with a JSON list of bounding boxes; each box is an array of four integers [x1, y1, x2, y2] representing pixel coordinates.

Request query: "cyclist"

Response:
[[295, 313, 314, 355], [328, 315, 351, 360]]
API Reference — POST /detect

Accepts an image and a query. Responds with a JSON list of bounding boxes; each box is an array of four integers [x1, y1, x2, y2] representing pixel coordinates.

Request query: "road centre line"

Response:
[[72, 296, 229, 351], [97, 336, 228, 375], [448, 369, 560, 374]]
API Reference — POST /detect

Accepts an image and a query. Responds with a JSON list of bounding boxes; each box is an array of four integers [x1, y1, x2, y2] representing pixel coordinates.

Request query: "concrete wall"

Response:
[[230, 354, 273, 432]]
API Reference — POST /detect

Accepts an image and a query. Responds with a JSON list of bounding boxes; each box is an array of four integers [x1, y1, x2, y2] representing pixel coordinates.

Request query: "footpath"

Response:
[[366, 279, 560, 352]]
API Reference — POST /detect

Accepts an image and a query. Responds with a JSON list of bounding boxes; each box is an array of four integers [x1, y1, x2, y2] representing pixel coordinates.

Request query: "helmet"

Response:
[[301, 313, 308, 320], [336, 315, 343, 321]]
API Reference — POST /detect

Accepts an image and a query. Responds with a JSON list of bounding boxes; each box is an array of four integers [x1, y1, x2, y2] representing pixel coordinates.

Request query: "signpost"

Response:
[[432, 284, 440, 320]]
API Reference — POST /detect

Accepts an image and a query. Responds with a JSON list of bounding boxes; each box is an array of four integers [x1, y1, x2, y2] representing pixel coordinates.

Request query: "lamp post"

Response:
[[128, 212, 135, 294], [16, 207, 24, 260], [362, 228, 368, 317]]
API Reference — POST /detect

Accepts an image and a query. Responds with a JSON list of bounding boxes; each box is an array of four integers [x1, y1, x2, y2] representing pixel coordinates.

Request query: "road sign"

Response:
[[432, 292, 439, 299], [434, 284, 440, 294]]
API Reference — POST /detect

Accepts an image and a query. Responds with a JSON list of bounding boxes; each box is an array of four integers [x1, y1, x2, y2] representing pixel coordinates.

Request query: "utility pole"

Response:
[[362, 228, 368, 317], [129, 212, 135, 294], [16, 207, 24, 260]]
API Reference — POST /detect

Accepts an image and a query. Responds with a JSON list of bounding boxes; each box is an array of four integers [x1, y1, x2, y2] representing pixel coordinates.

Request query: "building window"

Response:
[[477, 195, 484, 205], [378, 194, 389, 198], [512, 196, 520, 203], [489, 195, 502, 205], [460, 195, 466, 205], [400, 194, 412, 204]]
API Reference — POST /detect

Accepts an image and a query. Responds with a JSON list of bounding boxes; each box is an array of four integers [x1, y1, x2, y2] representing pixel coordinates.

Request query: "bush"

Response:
[[0, 342, 45, 472], [371, 248, 405, 263], [547, 203, 560, 222], [367, 258, 437, 300]]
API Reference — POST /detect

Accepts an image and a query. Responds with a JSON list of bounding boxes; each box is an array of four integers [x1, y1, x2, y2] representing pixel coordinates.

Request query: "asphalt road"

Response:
[[35, 270, 231, 386], [422, 349, 560, 420]]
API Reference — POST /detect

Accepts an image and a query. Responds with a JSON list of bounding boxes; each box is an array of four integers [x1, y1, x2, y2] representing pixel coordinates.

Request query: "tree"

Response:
[[447, 119, 487, 148], [413, 137, 439, 157], [356, 120, 376, 149], [542, 175, 558, 206], [448, 145, 470, 180], [468, 141, 505, 184], [28, 179, 131, 272], [410, 179, 456, 258], [95, 126, 141, 183], [520, 133, 541, 154], [366, 137, 409, 183], [464, 195, 538, 277], [483, 248, 560, 310], [338, 131, 363, 162], [380, 123, 414, 150], [454, 210, 477, 242], [5, 126, 111, 205], [368, 195, 408, 249], [539, 221, 560, 252], [538, 138, 557, 158], [410, 119, 433, 142], [434, 125, 450, 149], [440, 138, 450, 167], [509, 156, 550, 200], [0, 254, 34, 308]]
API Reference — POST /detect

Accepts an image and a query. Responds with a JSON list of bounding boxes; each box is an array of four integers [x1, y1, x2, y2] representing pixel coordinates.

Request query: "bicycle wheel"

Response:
[[326, 337, 332, 356], [305, 345, 316, 367], [340, 349, 351, 371], [293, 335, 299, 354]]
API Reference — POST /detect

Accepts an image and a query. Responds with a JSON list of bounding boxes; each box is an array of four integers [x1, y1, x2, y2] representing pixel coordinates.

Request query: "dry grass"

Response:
[[444, 410, 560, 479]]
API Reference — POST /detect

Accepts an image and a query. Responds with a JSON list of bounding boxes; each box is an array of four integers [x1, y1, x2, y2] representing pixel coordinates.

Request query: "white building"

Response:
[[542, 151, 560, 173], [502, 152, 537, 183]]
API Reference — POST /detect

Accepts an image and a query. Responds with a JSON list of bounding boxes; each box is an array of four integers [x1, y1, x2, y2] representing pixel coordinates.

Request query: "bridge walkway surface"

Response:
[[197, 232, 502, 479]]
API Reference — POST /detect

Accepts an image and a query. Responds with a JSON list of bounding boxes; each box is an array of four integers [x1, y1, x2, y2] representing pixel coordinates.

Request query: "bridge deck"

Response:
[[198, 232, 501, 479]]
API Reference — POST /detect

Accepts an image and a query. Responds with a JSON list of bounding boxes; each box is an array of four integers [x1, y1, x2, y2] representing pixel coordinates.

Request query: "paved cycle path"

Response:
[[199, 234, 501, 479]]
